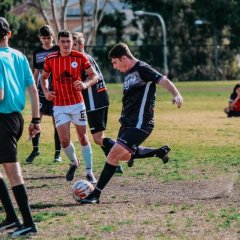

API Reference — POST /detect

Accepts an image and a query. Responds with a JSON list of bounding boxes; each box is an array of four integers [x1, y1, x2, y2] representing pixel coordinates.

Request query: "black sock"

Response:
[[101, 138, 116, 157], [0, 178, 18, 222], [132, 146, 158, 159], [12, 184, 34, 227], [90, 162, 117, 198], [32, 132, 40, 152], [54, 128, 61, 152]]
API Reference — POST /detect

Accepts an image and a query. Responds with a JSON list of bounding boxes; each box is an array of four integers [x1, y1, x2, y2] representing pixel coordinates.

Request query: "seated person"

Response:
[[224, 83, 240, 117]]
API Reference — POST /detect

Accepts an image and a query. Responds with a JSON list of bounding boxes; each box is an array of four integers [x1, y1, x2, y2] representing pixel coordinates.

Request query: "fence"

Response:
[[86, 44, 240, 82]]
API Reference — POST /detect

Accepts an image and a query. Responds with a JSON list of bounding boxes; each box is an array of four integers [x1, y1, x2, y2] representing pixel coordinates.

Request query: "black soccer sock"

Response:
[[12, 184, 34, 227], [132, 146, 158, 159], [0, 178, 18, 222], [32, 132, 40, 152], [54, 128, 61, 152], [91, 162, 117, 198], [101, 138, 116, 157]]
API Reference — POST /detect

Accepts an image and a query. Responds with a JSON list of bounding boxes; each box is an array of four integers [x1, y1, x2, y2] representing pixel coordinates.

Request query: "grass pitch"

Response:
[[0, 81, 240, 240]]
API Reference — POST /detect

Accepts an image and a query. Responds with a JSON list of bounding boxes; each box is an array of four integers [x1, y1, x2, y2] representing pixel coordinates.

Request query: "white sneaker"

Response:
[[86, 174, 97, 184]]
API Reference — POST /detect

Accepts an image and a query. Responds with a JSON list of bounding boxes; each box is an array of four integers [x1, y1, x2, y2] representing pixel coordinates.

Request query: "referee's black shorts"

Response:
[[0, 112, 24, 163], [86, 107, 108, 134], [117, 127, 152, 154]]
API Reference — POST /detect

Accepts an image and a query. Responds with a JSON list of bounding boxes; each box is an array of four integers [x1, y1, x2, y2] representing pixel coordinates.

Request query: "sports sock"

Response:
[[81, 144, 93, 175], [63, 142, 78, 165], [12, 184, 34, 227], [54, 128, 61, 152], [0, 178, 18, 222], [32, 132, 40, 152], [101, 138, 116, 157], [96, 162, 117, 192], [132, 146, 158, 159]]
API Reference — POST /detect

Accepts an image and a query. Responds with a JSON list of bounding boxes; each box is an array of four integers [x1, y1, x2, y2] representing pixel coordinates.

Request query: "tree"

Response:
[[25, 0, 110, 45], [122, 0, 240, 80]]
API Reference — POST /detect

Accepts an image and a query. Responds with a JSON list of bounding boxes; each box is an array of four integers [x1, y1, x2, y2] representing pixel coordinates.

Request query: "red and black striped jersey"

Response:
[[44, 50, 91, 106]]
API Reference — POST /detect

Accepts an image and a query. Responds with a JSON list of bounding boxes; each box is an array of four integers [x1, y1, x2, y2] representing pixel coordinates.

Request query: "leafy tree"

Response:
[[122, 0, 240, 80]]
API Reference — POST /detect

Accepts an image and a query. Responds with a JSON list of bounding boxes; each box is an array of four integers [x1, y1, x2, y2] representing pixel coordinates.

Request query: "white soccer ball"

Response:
[[72, 179, 94, 202]]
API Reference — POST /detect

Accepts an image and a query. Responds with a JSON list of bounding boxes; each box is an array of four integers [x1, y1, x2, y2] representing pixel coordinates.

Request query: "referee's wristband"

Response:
[[31, 118, 41, 124]]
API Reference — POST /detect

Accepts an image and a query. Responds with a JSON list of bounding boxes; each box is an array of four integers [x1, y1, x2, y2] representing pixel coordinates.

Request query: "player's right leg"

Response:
[[0, 113, 36, 235], [54, 109, 79, 181]]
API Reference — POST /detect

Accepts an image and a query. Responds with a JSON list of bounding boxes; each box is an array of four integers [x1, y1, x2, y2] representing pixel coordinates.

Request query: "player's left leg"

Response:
[[51, 116, 61, 162], [73, 106, 97, 184], [75, 124, 97, 184]]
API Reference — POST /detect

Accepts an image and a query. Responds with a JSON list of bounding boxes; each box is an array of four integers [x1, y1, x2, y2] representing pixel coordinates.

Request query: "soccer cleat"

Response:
[[156, 145, 171, 163], [86, 174, 97, 184], [0, 219, 21, 232], [26, 150, 40, 163], [115, 165, 123, 174], [10, 223, 37, 237], [54, 152, 62, 162], [66, 164, 78, 181], [80, 196, 100, 204]]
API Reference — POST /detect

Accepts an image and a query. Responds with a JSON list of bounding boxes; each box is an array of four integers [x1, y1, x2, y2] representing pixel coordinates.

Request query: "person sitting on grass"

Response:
[[224, 83, 240, 117]]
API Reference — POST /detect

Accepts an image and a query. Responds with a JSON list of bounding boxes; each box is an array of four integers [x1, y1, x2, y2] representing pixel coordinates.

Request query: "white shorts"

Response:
[[53, 103, 87, 128]]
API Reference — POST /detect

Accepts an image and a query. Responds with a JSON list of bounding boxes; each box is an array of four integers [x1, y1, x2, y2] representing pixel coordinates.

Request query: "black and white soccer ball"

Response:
[[72, 179, 94, 202]]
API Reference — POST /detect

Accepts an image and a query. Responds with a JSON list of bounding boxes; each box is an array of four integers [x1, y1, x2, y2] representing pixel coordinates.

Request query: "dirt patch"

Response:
[[1, 171, 239, 240]]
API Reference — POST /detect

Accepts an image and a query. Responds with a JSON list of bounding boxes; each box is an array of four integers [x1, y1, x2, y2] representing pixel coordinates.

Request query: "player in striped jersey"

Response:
[[80, 42, 183, 204], [41, 30, 98, 182]]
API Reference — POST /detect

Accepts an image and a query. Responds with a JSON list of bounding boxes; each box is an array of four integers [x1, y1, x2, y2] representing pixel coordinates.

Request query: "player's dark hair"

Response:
[[58, 29, 72, 40], [0, 17, 10, 40], [230, 83, 240, 99], [108, 42, 134, 59], [39, 25, 54, 36]]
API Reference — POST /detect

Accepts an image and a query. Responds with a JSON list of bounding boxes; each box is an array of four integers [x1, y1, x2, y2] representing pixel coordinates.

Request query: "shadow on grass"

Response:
[[31, 200, 131, 210], [31, 203, 77, 209], [25, 175, 65, 180]]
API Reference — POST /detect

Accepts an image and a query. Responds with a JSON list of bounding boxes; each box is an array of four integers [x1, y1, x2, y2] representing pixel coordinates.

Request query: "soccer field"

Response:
[[1, 81, 240, 239]]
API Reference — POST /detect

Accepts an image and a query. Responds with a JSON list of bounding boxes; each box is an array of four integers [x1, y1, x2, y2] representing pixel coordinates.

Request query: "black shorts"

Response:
[[86, 107, 108, 134], [117, 127, 152, 154], [39, 96, 54, 116], [0, 112, 24, 163]]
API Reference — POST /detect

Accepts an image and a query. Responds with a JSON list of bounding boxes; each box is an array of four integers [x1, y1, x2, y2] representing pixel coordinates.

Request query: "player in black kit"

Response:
[[80, 42, 183, 204], [72, 32, 123, 174], [26, 25, 61, 163]]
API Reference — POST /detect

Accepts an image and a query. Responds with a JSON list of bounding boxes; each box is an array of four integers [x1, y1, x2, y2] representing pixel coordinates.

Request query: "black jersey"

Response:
[[120, 61, 164, 131], [82, 53, 109, 112], [33, 45, 59, 97]]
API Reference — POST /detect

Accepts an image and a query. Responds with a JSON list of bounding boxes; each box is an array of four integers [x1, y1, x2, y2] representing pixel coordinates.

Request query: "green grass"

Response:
[[1, 80, 240, 239]]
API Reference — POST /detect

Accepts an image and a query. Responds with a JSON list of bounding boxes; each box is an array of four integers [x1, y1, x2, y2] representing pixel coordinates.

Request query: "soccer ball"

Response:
[[72, 179, 94, 202]]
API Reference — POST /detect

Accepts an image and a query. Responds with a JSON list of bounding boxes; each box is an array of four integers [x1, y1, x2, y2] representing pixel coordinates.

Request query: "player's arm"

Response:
[[27, 84, 41, 139], [73, 65, 98, 90], [41, 69, 55, 101], [33, 68, 40, 86], [159, 77, 183, 108]]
